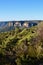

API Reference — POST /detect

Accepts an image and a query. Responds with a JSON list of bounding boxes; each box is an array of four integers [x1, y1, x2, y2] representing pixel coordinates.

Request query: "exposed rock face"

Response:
[[23, 22, 29, 28], [0, 20, 41, 32], [8, 22, 13, 27], [14, 22, 21, 27]]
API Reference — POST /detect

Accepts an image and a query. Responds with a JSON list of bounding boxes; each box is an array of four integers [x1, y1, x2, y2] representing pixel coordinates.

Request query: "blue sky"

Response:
[[0, 0, 43, 21]]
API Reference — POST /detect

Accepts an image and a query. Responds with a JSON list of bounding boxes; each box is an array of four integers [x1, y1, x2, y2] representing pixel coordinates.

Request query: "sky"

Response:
[[0, 0, 43, 21]]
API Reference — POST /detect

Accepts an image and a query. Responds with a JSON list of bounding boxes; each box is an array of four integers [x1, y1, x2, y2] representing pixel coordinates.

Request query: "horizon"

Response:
[[0, 20, 43, 22], [0, 0, 43, 21]]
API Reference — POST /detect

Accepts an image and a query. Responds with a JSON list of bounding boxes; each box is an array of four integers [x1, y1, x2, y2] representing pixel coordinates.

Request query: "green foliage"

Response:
[[0, 22, 43, 65]]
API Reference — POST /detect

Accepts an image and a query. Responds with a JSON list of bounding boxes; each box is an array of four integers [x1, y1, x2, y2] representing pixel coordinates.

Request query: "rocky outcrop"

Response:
[[14, 22, 21, 27], [8, 22, 13, 27], [23, 22, 29, 28]]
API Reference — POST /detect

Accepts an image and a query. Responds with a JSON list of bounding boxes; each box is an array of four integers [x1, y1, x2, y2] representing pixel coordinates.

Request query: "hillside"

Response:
[[0, 22, 43, 65]]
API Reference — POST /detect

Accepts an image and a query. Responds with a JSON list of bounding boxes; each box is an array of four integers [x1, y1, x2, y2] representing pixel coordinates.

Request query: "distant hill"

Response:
[[0, 20, 42, 32]]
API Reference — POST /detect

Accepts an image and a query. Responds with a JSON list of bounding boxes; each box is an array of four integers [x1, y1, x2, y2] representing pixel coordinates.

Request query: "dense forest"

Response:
[[0, 22, 43, 65]]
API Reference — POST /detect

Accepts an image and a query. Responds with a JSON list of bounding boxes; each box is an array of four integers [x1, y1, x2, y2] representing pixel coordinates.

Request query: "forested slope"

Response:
[[0, 22, 43, 65]]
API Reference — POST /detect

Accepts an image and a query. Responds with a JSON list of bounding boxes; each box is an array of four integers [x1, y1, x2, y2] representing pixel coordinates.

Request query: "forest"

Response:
[[0, 22, 43, 65]]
